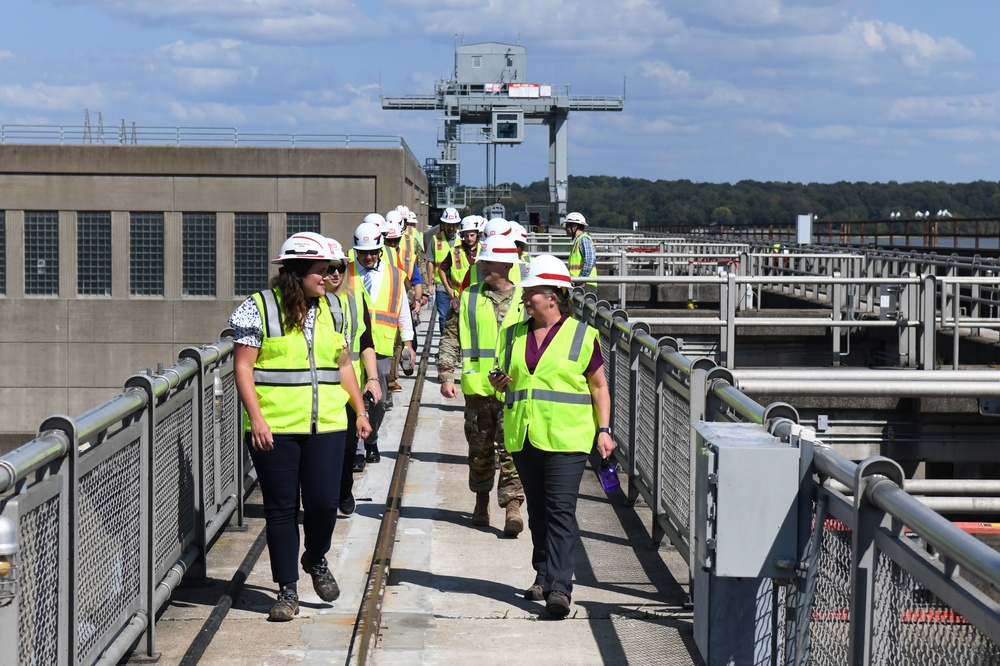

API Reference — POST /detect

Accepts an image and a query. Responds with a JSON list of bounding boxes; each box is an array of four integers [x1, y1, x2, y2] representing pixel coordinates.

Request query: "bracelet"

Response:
[[598, 427, 611, 435], [358, 412, 369, 419]]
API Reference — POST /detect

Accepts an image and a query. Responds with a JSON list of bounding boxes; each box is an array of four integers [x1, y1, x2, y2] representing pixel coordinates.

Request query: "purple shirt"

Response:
[[525, 316, 603, 375]]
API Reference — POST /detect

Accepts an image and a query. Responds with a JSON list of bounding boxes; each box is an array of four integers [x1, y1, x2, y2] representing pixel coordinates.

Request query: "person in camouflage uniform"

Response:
[[437, 236, 526, 536]]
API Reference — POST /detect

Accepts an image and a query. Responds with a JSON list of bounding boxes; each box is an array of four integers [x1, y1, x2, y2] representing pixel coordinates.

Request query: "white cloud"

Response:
[[0, 82, 107, 112]]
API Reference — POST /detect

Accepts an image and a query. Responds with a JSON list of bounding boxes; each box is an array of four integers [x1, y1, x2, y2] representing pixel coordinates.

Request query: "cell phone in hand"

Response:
[[488, 368, 508, 381]]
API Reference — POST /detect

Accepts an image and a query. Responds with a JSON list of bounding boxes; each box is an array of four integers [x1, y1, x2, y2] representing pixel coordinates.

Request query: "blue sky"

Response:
[[3, 1, 1000, 186]]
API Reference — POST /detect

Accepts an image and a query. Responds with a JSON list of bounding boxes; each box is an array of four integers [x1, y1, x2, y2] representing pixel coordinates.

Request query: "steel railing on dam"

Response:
[[1, 285, 999, 664], [576, 292, 1000, 665], [0, 338, 248, 666]]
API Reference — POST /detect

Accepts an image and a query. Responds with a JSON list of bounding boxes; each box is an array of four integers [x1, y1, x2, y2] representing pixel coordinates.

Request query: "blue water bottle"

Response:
[[598, 458, 621, 494]]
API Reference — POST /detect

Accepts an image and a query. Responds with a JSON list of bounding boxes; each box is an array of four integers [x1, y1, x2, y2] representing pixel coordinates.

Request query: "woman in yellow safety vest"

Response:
[[489, 254, 614, 619], [230, 231, 372, 622], [322, 237, 382, 508]]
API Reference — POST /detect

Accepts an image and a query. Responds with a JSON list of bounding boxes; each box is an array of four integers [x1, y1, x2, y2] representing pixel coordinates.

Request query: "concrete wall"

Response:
[[0, 144, 428, 440]]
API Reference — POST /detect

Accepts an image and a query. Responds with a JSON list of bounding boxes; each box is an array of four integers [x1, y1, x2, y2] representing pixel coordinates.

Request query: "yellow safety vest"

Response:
[[350, 261, 404, 356], [403, 226, 424, 259], [432, 233, 459, 285], [247, 288, 348, 434], [568, 233, 597, 287], [449, 242, 479, 289], [397, 233, 418, 280], [330, 287, 371, 384], [499, 317, 598, 453], [458, 283, 525, 396]]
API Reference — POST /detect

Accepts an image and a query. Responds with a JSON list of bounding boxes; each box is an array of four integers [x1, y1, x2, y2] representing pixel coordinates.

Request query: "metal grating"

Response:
[[77, 212, 112, 296], [635, 362, 656, 480], [872, 550, 1000, 665], [24, 211, 59, 295], [129, 212, 164, 296], [614, 347, 631, 458], [17, 496, 60, 666], [203, 384, 217, 512], [600, 335, 611, 384], [234, 213, 269, 297], [660, 379, 691, 533], [806, 520, 852, 665], [153, 401, 195, 576], [77, 441, 142, 663], [182, 213, 216, 297], [220, 380, 238, 489]]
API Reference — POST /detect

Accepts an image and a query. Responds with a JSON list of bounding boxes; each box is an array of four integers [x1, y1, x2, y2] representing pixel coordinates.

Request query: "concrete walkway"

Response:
[[149, 316, 703, 665]]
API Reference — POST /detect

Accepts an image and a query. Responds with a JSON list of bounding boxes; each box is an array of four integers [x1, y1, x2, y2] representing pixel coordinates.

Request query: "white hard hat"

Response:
[[395, 204, 410, 219], [406, 210, 418, 225], [353, 222, 385, 250], [324, 238, 348, 261], [272, 231, 336, 264], [563, 211, 587, 227], [385, 216, 403, 239], [460, 215, 481, 233], [383, 210, 404, 234], [509, 221, 528, 245], [476, 215, 488, 233], [518, 254, 573, 289], [440, 207, 461, 224], [476, 236, 523, 264], [482, 218, 511, 239], [363, 213, 386, 229]]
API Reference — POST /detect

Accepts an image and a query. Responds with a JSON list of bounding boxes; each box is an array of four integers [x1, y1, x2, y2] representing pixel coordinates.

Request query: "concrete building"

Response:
[[0, 143, 428, 447]]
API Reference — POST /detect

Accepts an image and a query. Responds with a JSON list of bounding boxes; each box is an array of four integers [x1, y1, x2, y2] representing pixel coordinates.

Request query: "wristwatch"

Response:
[[598, 427, 611, 435]]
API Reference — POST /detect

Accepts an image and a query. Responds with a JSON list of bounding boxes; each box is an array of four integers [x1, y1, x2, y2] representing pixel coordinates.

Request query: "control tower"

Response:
[[382, 42, 624, 223]]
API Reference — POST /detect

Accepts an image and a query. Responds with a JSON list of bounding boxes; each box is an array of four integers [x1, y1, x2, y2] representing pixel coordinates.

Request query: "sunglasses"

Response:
[[356, 249, 381, 256], [326, 264, 347, 275]]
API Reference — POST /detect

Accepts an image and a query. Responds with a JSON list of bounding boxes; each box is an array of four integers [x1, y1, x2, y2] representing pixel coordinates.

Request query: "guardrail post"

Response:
[[848, 456, 904, 666], [618, 250, 627, 307], [624, 322, 649, 507], [180, 347, 210, 582], [920, 274, 937, 370], [122, 372, 159, 662], [35, 416, 81, 665], [832, 272, 843, 366]]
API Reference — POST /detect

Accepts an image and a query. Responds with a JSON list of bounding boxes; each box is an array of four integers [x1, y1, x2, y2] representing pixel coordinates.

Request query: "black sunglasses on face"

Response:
[[326, 264, 347, 275], [356, 249, 381, 256]]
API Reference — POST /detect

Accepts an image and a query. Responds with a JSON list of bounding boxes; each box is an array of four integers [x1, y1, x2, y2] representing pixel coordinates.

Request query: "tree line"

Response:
[[492, 177, 1000, 229]]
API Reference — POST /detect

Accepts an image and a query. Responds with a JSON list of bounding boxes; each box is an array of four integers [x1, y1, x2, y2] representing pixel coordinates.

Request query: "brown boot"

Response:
[[472, 492, 490, 526], [503, 499, 524, 537]]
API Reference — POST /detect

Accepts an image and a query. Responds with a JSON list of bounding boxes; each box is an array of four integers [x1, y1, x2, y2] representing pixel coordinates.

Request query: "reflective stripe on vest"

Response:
[[449, 243, 478, 288], [500, 317, 598, 453], [350, 260, 403, 356]]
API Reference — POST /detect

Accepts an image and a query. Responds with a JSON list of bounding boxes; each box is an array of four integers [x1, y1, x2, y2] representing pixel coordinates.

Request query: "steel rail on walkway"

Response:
[[352, 321, 436, 664]]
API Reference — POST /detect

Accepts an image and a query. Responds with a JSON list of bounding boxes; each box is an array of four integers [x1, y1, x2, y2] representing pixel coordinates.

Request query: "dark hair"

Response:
[[270, 260, 312, 333], [541, 286, 573, 316]]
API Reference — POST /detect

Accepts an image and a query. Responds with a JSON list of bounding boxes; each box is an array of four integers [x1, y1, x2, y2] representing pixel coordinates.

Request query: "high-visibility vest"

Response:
[[349, 261, 404, 356], [382, 245, 400, 273], [247, 287, 348, 434], [449, 242, 479, 290], [397, 233, 418, 280], [458, 283, 525, 396], [519, 252, 533, 279], [432, 233, 459, 285], [330, 287, 371, 385], [403, 226, 424, 258], [568, 233, 597, 287], [499, 317, 599, 453]]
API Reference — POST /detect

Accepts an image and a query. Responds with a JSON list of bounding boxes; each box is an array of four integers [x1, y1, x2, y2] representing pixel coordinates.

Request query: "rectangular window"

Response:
[[182, 213, 216, 297], [77, 212, 112, 296], [473, 56, 481, 68], [286, 213, 320, 236], [235, 213, 269, 297], [0, 211, 5, 295], [130, 212, 164, 296], [24, 211, 59, 296]]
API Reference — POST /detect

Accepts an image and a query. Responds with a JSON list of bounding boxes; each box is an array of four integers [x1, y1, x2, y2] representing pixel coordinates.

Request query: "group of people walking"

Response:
[[230, 207, 610, 622]]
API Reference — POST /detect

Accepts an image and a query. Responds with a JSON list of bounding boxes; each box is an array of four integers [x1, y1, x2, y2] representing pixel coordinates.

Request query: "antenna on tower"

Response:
[[97, 112, 105, 144]]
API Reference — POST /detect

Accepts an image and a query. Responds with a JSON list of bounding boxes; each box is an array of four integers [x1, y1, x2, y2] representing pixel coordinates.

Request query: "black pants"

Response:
[[365, 354, 392, 452], [340, 405, 358, 501], [511, 439, 588, 598], [247, 430, 345, 584]]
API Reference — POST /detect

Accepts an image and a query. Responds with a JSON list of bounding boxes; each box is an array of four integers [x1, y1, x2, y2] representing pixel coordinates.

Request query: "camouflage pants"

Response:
[[464, 393, 523, 507]]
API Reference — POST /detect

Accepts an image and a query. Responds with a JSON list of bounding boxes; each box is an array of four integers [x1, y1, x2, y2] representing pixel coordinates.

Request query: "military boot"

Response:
[[472, 492, 490, 526], [503, 499, 524, 537]]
